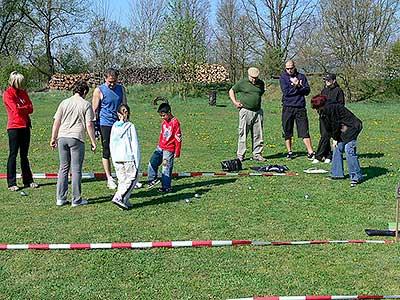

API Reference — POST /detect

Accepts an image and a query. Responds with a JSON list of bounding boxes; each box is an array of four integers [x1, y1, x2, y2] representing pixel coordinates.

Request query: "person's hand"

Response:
[[234, 101, 243, 109], [162, 159, 168, 166], [50, 139, 57, 150], [332, 140, 338, 148], [91, 143, 96, 152]]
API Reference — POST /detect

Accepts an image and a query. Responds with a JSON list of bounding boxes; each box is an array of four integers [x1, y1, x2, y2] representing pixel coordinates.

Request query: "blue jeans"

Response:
[[148, 146, 174, 189], [331, 140, 363, 182]]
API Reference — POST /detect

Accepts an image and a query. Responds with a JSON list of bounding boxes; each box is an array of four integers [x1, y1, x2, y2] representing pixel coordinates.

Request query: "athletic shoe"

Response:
[[237, 155, 244, 162], [286, 151, 295, 160], [112, 198, 128, 210], [326, 176, 345, 180], [350, 180, 362, 187], [324, 158, 331, 164], [107, 178, 117, 190], [147, 178, 161, 189], [25, 182, 39, 189], [311, 158, 320, 164], [307, 152, 315, 160], [157, 187, 173, 193], [252, 155, 266, 161], [56, 199, 67, 206], [71, 199, 88, 207], [135, 182, 143, 189], [8, 185, 19, 192]]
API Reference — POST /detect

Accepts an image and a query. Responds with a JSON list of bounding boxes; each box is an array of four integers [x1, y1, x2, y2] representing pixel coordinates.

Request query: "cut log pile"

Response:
[[49, 64, 229, 90], [49, 73, 102, 90]]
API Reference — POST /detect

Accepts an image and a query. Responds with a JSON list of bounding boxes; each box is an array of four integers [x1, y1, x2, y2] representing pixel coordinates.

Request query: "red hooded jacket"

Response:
[[3, 87, 33, 129]]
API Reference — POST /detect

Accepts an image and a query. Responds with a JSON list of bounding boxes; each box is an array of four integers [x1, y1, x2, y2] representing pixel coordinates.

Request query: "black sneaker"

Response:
[[157, 187, 173, 193], [286, 151, 295, 160], [147, 178, 161, 189], [307, 152, 315, 160]]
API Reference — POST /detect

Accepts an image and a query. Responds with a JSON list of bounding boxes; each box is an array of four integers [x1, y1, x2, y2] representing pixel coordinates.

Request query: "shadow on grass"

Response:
[[361, 166, 389, 182], [87, 177, 237, 207], [264, 151, 310, 160], [358, 152, 384, 159]]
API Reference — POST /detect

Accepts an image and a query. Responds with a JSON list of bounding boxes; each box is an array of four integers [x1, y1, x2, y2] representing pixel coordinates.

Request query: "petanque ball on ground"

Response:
[[185, 198, 191, 203], [20, 191, 28, 196], [304, 194, 311, 199], [194, 193, 201, 198], [248, 186, 253, 190]]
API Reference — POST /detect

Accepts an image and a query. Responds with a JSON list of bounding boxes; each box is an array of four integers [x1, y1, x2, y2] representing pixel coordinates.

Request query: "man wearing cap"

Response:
[[313, 73, 345, 164], [229, 67, 265, 161], [280, 60, 314, 160]]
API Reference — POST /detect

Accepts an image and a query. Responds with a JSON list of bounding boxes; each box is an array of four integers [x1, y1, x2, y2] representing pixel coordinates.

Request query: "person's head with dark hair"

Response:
[[104, 68, 119, 89], [311, 94, 328, 110], [157, 102, 172, 121], [73, 80, 89, 98], [117, 103, 130, 122]]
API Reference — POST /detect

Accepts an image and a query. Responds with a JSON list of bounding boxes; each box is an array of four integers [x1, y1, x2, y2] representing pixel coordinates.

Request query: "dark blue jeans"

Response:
[[7, 127, 33, 187], [147, 146, 174, 189]]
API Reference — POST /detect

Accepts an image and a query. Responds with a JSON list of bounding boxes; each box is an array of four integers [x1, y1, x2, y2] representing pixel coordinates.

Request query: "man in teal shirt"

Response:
[[229, 67, 265, 161]]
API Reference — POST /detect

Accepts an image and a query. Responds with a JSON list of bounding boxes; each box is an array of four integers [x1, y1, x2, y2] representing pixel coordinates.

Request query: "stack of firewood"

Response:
[[49, 73, 102, 90], [194, 64, 229, 83], [120, 67, 173, 84]]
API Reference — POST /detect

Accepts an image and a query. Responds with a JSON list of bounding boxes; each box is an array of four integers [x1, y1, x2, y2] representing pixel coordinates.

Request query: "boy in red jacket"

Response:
[[147, 103, 181, 193]]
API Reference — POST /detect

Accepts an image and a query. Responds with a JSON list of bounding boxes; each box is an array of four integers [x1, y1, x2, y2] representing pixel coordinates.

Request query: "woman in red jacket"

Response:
[[3, 71, 38, 191]]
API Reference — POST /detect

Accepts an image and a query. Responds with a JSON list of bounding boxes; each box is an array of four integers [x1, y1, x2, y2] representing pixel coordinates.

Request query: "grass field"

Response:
[[0, 84, 399, 299]]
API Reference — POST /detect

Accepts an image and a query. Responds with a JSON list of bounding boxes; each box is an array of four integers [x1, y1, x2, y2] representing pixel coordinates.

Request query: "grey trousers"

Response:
[[237, 108, 264, 157], [57, 137, 85, 203]]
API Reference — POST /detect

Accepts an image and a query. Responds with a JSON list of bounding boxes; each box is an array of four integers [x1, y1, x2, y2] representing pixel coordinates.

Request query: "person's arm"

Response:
[[229, 88, 243, 109], [174, 121, 182, 158], [92, 87, 102, 117], [337, 88, 345, 105], [50, 118, 61, 149], [130, 124, 141, 167], [298, 75, 310, 96], [122, 85, 127, 104], [280, 75, 298, 97], [86, 121, 96, 152]]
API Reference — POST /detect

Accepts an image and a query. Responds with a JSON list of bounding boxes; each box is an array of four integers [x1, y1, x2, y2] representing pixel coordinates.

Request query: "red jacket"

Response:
[[158, 117, 182, 158], [3, 87, 33, 129]]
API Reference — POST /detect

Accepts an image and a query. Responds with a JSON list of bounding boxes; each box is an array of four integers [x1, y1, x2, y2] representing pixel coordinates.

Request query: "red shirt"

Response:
[[3, 87, 33, 129], [158, 117, 182, 158]]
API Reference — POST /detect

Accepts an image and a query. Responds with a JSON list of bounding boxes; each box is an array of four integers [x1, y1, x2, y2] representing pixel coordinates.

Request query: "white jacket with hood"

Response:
[[110, 120, 140, 167]]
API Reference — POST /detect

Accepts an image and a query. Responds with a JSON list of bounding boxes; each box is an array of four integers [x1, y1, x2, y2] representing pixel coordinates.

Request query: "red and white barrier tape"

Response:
[[0, 172, 298, 180], [227, 296, 400, 300], [0, 239, 392, 250]]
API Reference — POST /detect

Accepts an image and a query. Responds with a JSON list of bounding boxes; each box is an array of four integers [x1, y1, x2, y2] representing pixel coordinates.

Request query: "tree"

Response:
[[215, 0, 255, 82], [128, 0, 165, 66], [160, 0, 209, 96], [19, 0, 91, 79], [242, 0, 317, 65], [0, 0, 26, 56]]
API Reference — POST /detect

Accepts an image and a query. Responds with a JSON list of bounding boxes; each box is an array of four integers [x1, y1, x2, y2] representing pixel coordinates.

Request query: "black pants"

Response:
[[7, 127, 33, 187], [315, 117, 332, 161]]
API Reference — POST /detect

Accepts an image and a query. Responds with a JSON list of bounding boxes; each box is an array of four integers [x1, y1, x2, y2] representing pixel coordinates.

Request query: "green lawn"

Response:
[[0, 85, 399, 299]]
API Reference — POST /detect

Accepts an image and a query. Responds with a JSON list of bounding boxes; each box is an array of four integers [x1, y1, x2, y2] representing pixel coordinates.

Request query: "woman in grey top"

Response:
[[50, 80, 97, 207]]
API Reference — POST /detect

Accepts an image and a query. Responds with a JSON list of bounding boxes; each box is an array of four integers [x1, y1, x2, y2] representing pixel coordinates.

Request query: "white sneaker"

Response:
[[71, 199, 88, 207], [311, 158, 320, 164], [135, 182, 143, 189], [112, 198, 128, 210], [107, 178, 117, 190], [56, 199, 67, 206], [324, 158, 331, 164]]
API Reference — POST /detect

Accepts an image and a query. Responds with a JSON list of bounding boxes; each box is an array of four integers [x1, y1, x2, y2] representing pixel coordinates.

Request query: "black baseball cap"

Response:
[[323, 73, 336, 81]]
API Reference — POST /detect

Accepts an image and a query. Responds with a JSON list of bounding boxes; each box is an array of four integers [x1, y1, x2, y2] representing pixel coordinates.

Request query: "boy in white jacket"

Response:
[[110, 104, 140, 210]]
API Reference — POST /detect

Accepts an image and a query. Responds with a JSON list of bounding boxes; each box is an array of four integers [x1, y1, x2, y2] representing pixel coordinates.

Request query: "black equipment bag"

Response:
[[221, 158, 242, 172]]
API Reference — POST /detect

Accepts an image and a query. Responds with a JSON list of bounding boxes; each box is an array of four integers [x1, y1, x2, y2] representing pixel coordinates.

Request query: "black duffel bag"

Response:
[[221, 158, 242, 172]]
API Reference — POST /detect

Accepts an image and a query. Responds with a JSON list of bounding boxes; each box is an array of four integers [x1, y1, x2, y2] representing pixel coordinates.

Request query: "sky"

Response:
[[109, 0, 218, 27]]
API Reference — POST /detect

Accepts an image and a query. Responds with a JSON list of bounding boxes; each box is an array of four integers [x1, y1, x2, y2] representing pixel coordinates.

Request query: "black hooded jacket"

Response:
[[321, 82, 345, 105]]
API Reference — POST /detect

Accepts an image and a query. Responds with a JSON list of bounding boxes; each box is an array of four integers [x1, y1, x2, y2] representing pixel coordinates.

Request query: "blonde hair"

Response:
[[9, 71, 24, 89]]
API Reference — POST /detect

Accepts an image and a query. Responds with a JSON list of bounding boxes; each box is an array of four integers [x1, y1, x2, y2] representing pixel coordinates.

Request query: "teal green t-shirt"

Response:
[[232, 77, 265, 111]]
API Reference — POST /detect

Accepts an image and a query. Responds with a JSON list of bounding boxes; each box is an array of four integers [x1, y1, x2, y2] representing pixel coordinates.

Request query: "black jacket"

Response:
[[320, 103, 362, 143], [321, 82, 345, 105]]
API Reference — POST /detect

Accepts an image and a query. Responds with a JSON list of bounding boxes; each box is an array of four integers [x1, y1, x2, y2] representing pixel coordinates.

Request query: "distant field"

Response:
[[0, 84, 399, 300]]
